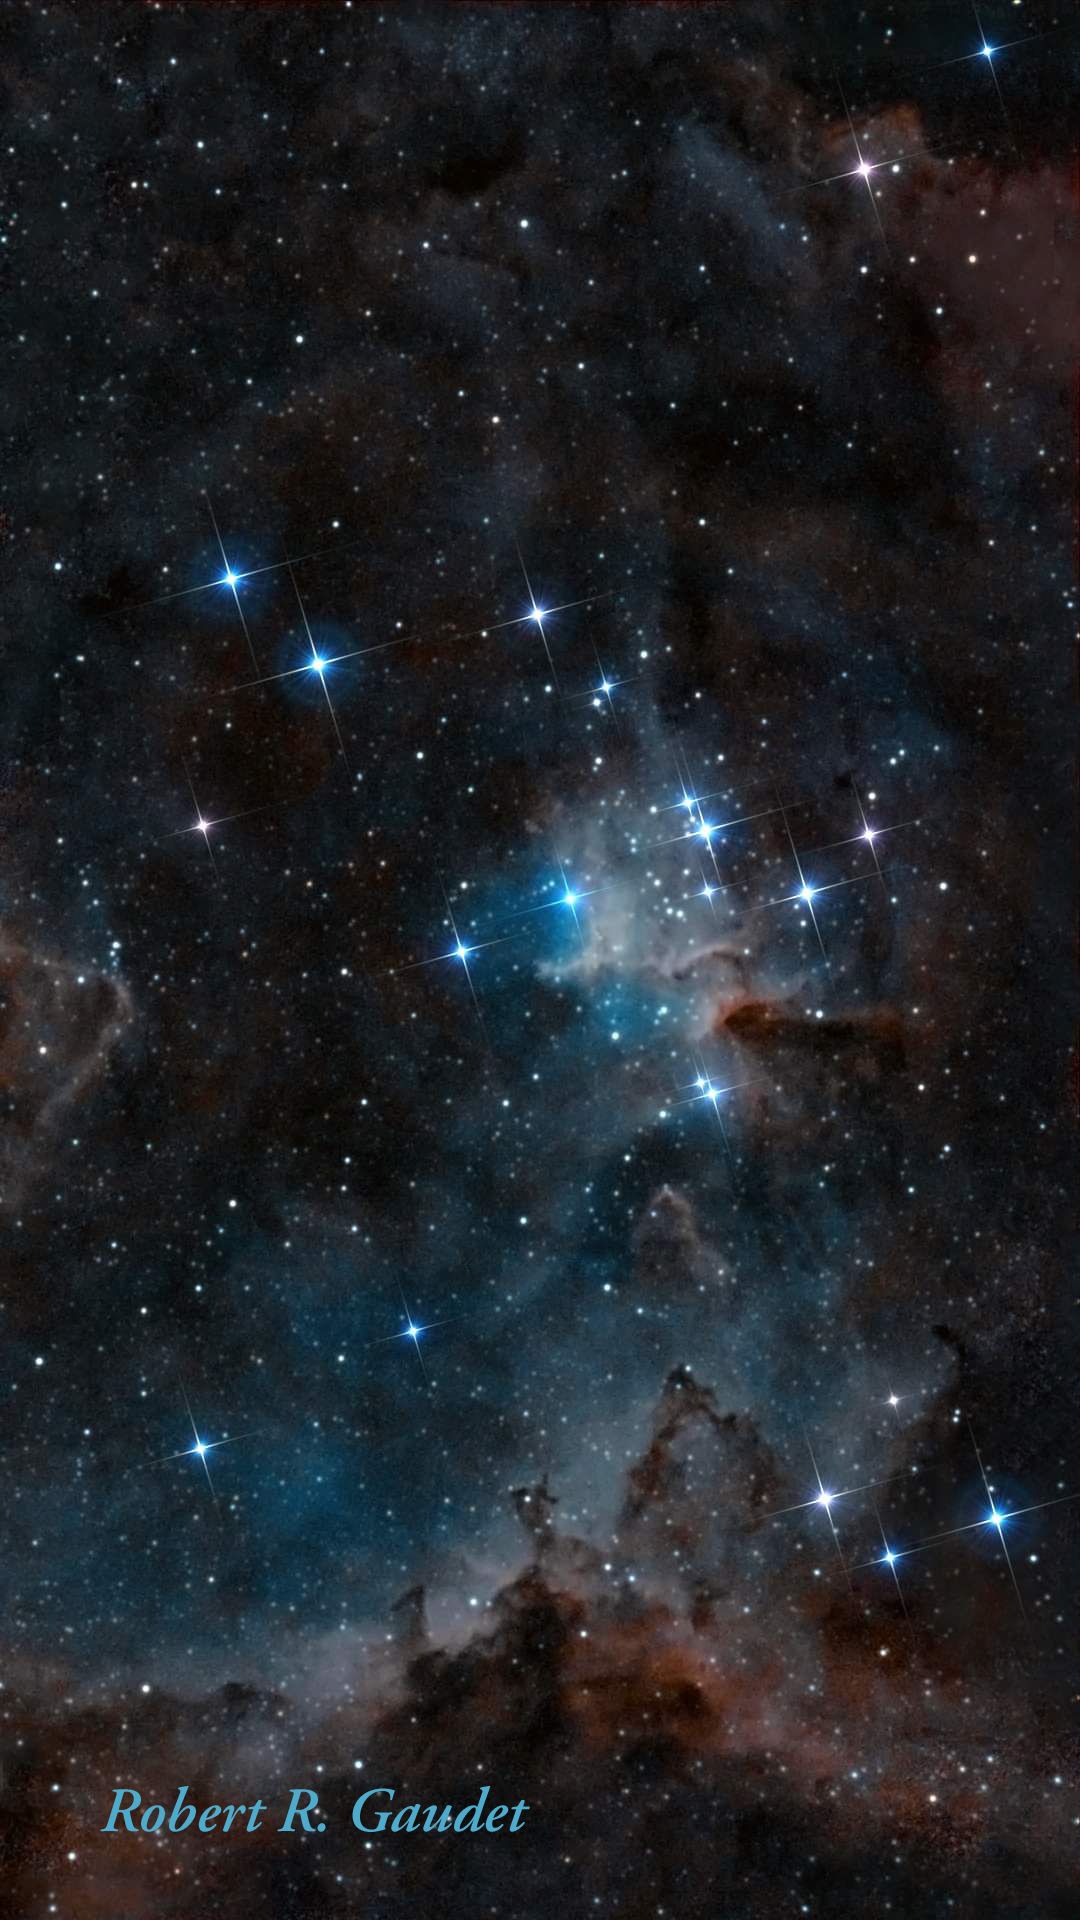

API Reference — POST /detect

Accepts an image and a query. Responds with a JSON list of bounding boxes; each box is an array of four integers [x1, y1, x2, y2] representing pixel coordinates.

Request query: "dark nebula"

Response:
[[0, 3, 1075, 1916]]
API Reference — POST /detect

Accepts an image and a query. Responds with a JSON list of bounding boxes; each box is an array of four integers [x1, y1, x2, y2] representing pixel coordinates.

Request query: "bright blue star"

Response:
[[679, 1066, 756, 1138], [392, 901, 508, 1038], [799, 883, 817, 905], [374, 1290, 461, 1380], [987, 1506, 1008, 1530], [148, 1392, 256, 1507], [876, 1535, 910, 1622], [509, 868, 602, 940], [221, 570, 240, 589], [591, 671, 621, 711], [308, 654, 328, 674]]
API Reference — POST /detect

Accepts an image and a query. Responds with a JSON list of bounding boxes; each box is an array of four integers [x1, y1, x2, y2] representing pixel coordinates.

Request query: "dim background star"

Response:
[[0, 4, 1074, 1919]]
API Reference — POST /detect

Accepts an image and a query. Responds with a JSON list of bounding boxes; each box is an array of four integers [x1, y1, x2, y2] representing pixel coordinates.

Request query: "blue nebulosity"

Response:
[[0, 27, 1074, 1917]]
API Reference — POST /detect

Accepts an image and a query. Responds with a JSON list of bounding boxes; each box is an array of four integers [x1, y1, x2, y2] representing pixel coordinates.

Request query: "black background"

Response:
[[1, 3, 1075, 1915]]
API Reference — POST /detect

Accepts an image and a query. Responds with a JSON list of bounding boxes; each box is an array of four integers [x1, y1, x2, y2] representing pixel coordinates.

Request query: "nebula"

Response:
[[0, 4, 1073, 1916]]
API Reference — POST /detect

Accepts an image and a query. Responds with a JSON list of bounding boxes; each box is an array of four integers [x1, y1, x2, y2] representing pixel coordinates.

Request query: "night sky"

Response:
[[2, 2, 1077, 1915]]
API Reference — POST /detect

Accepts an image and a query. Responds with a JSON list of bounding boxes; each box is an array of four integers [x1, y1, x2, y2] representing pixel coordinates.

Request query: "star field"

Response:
[[0, 4, 1076, 1917]]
